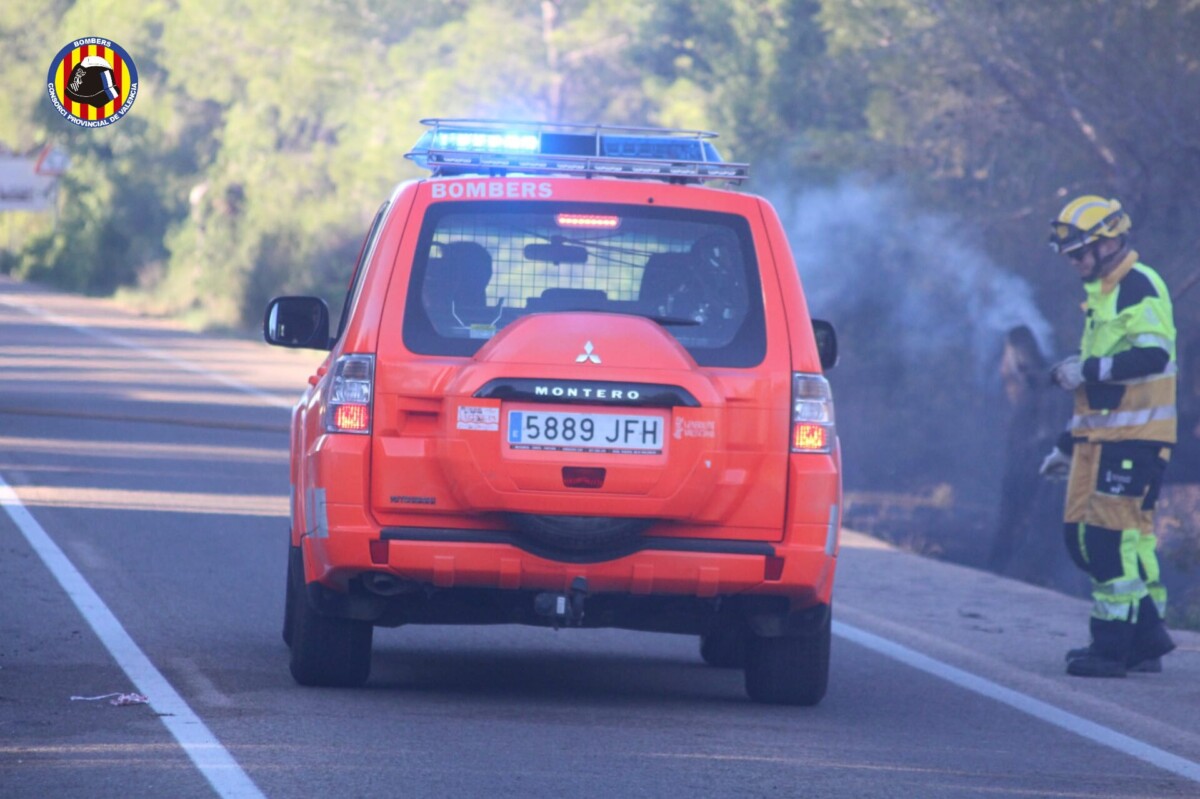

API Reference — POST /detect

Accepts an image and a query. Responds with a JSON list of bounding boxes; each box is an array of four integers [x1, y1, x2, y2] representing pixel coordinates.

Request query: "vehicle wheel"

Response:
[[699, 625, 747, 668], [743, 610, 830, 706], [282, 556, 295, 647], [508, 513, 651, 555], [286, 547, 373, 687]]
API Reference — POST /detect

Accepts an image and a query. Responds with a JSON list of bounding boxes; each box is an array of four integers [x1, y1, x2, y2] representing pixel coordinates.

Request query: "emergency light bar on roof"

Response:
[[405, 118, 749, 185]]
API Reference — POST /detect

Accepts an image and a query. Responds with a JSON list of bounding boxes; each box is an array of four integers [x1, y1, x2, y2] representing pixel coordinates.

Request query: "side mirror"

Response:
[[812, 319, 838, 371], [263, 296, 331, 350]]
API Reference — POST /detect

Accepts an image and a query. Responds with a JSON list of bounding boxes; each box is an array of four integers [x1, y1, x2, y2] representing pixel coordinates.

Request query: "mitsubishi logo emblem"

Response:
[[575, 340, 601, 364]]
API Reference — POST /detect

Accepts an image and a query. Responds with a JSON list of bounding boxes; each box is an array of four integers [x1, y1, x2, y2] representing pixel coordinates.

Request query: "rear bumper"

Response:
[[380, 525, 776, 563], [300, 524, 837, 635]]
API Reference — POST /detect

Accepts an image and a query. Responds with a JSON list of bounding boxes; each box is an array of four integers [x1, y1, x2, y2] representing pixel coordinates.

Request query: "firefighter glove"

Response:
[[1050, 355, 1085, 390], [1039, 447, 1071, 480]]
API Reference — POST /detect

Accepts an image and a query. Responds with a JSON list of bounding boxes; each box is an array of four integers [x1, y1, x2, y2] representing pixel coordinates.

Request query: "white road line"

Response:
[[0, 296, 293, 410], [835, 621, 1200, 784], [0, 474, 266, 799]]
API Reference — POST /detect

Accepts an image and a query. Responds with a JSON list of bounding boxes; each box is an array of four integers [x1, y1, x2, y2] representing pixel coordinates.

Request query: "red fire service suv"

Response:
[[264, 119, 841, 705]]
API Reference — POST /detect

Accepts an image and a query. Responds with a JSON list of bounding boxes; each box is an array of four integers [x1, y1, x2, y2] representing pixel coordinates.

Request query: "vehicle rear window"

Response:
[[401, 201, 766, 367]]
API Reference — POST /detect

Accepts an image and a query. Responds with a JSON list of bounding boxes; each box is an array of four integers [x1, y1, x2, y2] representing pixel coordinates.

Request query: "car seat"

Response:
[[425, 241, 495, 327], [639, 251, 701, 319]]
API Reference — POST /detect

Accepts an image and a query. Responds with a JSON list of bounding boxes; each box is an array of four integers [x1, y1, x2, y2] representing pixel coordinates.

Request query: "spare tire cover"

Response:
[[507, 514, 651, 555]]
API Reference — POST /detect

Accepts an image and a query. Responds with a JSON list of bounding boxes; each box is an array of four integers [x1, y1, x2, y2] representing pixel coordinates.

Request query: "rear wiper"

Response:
[[537, 308, 701, 326]]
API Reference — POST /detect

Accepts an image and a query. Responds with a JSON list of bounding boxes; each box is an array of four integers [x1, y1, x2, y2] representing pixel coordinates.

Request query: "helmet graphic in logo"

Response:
[[65, 55, 120, 109]]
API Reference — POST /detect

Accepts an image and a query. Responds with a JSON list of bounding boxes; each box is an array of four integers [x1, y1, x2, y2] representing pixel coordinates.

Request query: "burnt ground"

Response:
[[844, 481, 1200, 632]]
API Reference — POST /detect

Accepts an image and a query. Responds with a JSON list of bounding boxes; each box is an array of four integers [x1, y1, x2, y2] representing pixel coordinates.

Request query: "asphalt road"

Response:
[[2, 275, 1198, 798]]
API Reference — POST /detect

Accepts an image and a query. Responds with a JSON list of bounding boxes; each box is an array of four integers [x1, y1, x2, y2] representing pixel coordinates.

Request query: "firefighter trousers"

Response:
[[1062, 441, 1169, 640]]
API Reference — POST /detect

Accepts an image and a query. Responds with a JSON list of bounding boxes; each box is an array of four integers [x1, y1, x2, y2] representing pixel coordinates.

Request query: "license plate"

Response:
[[506, 409, 664, 454]]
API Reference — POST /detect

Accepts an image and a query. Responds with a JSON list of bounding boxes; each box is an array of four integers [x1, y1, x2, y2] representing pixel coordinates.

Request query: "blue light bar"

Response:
[[599, 136, 717, 163], [405, 119, 749, 185], [425, 131, 539, 154]]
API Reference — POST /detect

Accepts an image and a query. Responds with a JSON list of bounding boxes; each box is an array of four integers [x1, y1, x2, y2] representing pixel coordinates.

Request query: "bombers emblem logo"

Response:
[[47, 38, 138, 128]]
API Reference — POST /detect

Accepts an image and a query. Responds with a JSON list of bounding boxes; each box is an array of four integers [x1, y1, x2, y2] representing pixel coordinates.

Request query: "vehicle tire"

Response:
[[743, 610, 830, 706], [508, 513, 651, 555], [286, 547, 373, 687], [699, 625, 747, 668], [282, 557, 295, 647]]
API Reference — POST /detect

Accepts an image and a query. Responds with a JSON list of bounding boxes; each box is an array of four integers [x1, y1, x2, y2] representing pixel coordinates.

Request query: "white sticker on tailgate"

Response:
[[457, 405, 499, 431], [507, 410, 663, 454]]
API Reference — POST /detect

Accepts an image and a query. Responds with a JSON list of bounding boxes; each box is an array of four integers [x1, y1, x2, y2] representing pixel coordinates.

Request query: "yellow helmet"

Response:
[[1048, 195, 1131, 254]]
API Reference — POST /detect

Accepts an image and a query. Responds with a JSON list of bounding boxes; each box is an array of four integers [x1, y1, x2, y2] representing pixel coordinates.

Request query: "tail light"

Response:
[[791, 373, 835, 454], [325, 354, 374, 434]]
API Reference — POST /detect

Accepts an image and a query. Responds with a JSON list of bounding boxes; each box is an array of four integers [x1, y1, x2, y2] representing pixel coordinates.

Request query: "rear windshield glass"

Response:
[[401, 201, 766, 367]]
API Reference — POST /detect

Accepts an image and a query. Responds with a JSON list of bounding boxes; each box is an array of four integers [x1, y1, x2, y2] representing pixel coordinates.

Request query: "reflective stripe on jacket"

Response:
[[1069, 255, 1177, 444]]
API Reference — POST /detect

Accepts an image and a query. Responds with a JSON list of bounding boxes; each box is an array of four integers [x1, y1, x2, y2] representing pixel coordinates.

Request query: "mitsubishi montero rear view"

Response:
[[264, 119, 841, 705]]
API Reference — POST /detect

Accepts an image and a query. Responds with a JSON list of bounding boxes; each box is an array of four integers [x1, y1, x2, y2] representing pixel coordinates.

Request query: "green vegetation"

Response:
[[5, 1, 1199, 333]]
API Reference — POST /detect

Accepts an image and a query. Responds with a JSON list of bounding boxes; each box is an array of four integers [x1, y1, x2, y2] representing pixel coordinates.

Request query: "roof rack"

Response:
[[405, 118, 749, 185]]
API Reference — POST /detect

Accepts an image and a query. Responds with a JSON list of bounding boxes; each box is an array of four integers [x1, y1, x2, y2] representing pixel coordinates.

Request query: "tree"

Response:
[[810, 0, 1200, 334]]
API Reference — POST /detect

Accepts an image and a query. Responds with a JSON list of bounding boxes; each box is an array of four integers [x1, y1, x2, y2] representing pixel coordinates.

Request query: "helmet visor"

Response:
[[1048, 222, 1087, 254], [1048, 209, 1125, 254]]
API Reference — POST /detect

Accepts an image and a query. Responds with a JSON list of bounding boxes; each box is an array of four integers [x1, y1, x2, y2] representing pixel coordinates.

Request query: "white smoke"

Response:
[[767, 178, 1053, 384]]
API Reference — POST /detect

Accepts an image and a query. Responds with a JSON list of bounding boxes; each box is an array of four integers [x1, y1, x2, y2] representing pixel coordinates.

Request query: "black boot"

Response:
[[1066, 618, 1133, 678], [1128, 597, 1175, 670], [1067, 644, 1162, 671]]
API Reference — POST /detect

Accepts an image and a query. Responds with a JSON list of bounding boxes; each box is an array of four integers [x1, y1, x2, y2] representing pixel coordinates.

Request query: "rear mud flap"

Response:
[[745, 599, 829, 638]]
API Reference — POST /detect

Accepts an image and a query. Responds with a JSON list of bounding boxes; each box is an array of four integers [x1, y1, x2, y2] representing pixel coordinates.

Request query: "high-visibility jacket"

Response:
[[1069, 250, 1177, 444]]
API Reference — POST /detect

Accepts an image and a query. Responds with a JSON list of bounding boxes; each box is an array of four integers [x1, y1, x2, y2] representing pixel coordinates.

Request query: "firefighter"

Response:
[[1039, 195, 1177, 678]]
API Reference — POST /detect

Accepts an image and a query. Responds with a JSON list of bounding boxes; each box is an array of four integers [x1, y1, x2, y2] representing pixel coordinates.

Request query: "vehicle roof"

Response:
[[396, 173, 763, 210]]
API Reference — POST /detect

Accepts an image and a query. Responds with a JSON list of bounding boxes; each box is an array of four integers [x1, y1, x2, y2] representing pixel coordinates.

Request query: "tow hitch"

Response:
[[534, 576, 588, 628]]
